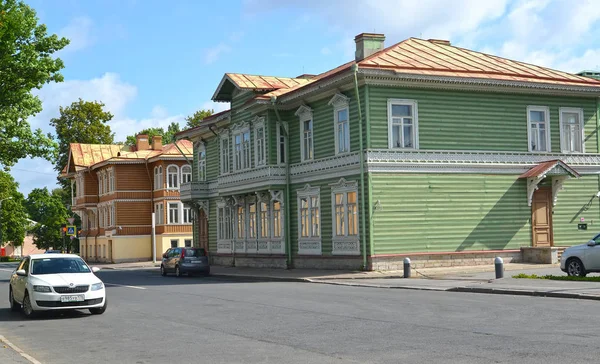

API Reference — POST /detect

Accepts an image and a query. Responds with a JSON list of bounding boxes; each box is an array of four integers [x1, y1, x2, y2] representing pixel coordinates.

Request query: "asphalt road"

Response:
[[1, 263, 600, 364]]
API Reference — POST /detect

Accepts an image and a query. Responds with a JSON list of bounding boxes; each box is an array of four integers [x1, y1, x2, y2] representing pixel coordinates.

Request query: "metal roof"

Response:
[[212, 74, 312, 102], [518, 160, 580, 179]]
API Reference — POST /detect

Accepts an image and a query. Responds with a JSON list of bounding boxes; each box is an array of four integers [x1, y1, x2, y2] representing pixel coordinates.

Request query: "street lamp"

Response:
[[0, 196, 13, 247]]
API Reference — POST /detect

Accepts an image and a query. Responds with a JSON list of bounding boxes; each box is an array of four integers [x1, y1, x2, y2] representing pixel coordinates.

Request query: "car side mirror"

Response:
[[588, 240, 596, 246], [15, 269, 26, 277], [162, 253, 168, 259], [91, 267, 101, 273]]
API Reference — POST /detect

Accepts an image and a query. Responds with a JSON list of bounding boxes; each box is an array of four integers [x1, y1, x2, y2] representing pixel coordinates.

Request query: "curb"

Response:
[[210, 273, 309, 283], [449, 287, 600, 301], [305, 279, 451, 291]]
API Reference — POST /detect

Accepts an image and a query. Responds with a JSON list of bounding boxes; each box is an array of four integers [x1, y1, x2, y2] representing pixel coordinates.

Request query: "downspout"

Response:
[[596, 97, 600, 221], [352, 64, 368, 271], [365, 84, 375, 260], [271, 96, 292, 269]]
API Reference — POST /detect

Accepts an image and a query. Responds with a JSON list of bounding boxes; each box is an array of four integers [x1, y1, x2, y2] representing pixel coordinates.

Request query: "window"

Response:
[[234, 129, 251, 170], [110, 205, 115, 227], [155, 166, 163, 190], [155, 203, 164, 225], [302, 119, 313, 161], [104, 206, 109, 227], [255, 122, 266, 166], [260, 202, 269, 239], [183, 204, 192, 224], [388, 99, 418, 149], [197, 145, 206, 181], [234, 133, 242, 170], [560, 107, 584, 153], [237, 205, 245, 239], [527, 106, 551, 152], [167, 165, 179, 189], [109, 169, 115, 192], [220, 136, 230, 174], [217, 205, 234, 240], [184, 239, 192, 247], [248, 203, 256, 239], [154, 167, 159, 190], [335, 107, 350, 154], [171, 240, 178, 248], [181, 165, 192, 184], [333, 191, 358, 237], [243, 130, 251, 169], [272, 201, 282, 238], [277, 122, 286, 164], [298, 186, 320, 239], [98, 172, 103, 195], [103, 173, 108, 194], [99, 209, 104, 228], [168, 202, 180, 224]]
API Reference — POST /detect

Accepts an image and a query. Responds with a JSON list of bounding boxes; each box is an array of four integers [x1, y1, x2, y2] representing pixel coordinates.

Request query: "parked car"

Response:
[[44, 250, 62, 254], [161, 247, 210, 277], [561, 233, 600, 277], [9, 254, 107, 317]]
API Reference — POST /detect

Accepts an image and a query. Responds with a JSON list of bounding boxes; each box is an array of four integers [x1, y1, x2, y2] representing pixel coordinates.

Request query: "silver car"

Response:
[[160, 247, 210, 277], [560, 233, 600, 277]]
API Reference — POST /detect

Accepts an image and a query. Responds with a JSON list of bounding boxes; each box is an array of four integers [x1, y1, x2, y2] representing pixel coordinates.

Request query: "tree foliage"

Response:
[[125, 122, 181, 147], [185, 109, 214, 129], [0, 171, 28, 247], [26, 187, 69, 251], [50, 99, 115, 173], [0, 0, 69, 168]]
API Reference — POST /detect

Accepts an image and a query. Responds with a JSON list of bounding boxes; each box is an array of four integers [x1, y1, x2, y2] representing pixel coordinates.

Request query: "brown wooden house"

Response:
[[62, 135, 193, 263]]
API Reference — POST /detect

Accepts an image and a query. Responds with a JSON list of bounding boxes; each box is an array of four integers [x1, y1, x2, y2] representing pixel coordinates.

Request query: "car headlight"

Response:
[[33, 285, 51, 293], [91, 283, 104, 291]]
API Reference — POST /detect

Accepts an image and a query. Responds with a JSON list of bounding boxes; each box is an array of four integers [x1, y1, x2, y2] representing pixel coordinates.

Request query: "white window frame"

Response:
[[103, 173, 108, 194], [216, 201, 234, 242], [276, 122, 287, 165], [330, 179, 360, 255], [166, 164, 179, 189], [155, 203, 164, 225], [197, 143, 206, 181], [110, 204, 115, 228], [183, 203, 192, 224], [168, 202, 180, 224], [254, 119, 266, 167], [220, 133, 230, 175], [109, 168, 115, 192], [387, 99, 419, 150], [526, 105, 551, 152], [295, 105, 314, 162], [329, 93, 351, 155], [297, 184, 321, 255], [153, 167, 159, 190], [559, 107, 585, 153], [97, 171, 104, 196], [232, 125, 251, 171], [181, 164, 192, 184]]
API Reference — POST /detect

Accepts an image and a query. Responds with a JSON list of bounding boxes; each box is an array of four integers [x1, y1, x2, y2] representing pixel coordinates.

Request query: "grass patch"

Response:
[[513, 273, 600, 282]]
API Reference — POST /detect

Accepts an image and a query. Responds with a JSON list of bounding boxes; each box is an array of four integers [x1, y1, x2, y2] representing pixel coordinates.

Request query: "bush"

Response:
[[512, 273, 600, 282], [0, 256, 9, 262]]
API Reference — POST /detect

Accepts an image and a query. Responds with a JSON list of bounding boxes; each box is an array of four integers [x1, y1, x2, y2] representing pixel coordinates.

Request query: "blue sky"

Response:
[[12, 0, 600, 195]]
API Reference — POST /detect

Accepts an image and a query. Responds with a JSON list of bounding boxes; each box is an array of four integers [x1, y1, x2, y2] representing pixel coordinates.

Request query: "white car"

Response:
[[9, 254, 107, 317], [560, 233, 600, 277]]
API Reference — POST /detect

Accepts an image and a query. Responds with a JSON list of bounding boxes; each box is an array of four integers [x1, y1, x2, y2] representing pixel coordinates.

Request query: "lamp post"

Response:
[[0, 196, 13, 247]]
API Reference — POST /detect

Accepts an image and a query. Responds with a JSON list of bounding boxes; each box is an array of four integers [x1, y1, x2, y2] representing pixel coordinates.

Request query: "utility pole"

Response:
[[0, 197, 13, 248]]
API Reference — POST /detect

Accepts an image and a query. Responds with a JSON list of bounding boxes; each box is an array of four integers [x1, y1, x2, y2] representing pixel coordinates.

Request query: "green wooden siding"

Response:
[[368, 86, 598, 152], [206, 136, 219, 180], [208, 198, 218, 252], [553, 176, 600, 246], [370, 174, 532, 254]]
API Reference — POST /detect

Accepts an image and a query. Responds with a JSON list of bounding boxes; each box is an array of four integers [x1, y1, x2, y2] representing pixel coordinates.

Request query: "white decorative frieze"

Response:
[[298, 241, 322, 255], [291, 152, 360, 176], [328, 93, 350, 108], [218, 166, 287, 192], [217, 241, 232, 253], [332, 240, 360, 255]]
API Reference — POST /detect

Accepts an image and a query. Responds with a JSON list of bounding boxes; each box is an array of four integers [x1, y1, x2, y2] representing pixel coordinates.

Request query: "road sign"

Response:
[[67, 217, 75, 225], [66, 225, 76, 236]]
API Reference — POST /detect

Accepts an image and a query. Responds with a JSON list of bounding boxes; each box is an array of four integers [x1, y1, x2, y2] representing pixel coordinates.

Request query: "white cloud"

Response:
[[59, 16, 94, 52], [320, 47, 331, 55], [201, 101, 230, 113], [204, 43, 232, 64]]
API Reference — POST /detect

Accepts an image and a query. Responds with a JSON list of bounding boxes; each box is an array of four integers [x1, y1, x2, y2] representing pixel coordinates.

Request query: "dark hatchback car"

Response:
[[160, 247, 210, 277]]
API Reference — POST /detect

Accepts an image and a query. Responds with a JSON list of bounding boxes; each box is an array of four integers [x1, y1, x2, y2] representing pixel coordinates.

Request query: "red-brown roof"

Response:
[[519, 160, 580, 179]]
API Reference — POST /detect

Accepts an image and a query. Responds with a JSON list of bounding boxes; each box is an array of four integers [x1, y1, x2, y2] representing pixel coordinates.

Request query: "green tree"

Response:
[[0, 171, 28, 248], [26, 187, 69, 251], [125, 121, 182, 147], [50, 99, 115, 174], [185, 109, 214, 128], [0, 0, 69, 168]]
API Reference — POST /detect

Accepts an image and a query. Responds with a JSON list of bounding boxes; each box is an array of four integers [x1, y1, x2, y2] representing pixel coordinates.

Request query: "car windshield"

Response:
[[31, 257, 91, 275], [185, 248, 205, 257]]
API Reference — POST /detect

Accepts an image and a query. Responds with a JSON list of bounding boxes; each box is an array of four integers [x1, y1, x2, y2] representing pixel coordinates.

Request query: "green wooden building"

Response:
[[176, 33, 600, 270]]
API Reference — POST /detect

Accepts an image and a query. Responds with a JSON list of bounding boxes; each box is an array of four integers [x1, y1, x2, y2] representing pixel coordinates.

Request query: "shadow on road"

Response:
[[0, 307, 93, 322]]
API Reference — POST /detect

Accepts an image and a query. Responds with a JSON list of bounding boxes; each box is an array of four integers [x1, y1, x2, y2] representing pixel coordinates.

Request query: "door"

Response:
[[198, 209, 208, 251], [168, 248, 180, 271], [532, 187, 553, 247], [12, 258, 30, 302], [584, 233, 600, 270]]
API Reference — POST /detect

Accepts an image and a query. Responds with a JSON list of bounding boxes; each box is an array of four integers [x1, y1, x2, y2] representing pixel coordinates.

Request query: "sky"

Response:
[[11, 0, 600, 196]]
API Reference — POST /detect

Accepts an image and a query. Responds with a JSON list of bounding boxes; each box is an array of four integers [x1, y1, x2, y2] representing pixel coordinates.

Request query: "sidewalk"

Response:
[[92, 260, 600, 300]]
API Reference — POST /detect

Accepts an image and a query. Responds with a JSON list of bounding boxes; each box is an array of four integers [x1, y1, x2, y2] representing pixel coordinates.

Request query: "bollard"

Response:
[[494, 257, 504, 279], [403, 257, 411, 278]]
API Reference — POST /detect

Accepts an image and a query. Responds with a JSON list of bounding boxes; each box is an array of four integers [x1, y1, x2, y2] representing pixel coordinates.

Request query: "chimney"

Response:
[[354, 33, 385, 62], [428, 39, 451, 46], [136, 134, 150, 151], [152, 135, 163, 150]]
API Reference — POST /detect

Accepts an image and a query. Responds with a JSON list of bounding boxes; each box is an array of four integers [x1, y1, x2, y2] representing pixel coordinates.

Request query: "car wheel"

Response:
[[567, 258, 586, 277], [89, 299, 107, 315], [22, 292, 35, 318], [175, 265, 182, 277], [9, 287, 20, 312], [160, 265, 167, 276]]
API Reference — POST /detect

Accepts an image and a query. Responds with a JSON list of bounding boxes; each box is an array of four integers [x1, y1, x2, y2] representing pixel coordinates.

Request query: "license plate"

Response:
[[60, 295, 84, 303], [191, 261, 202, 264]]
